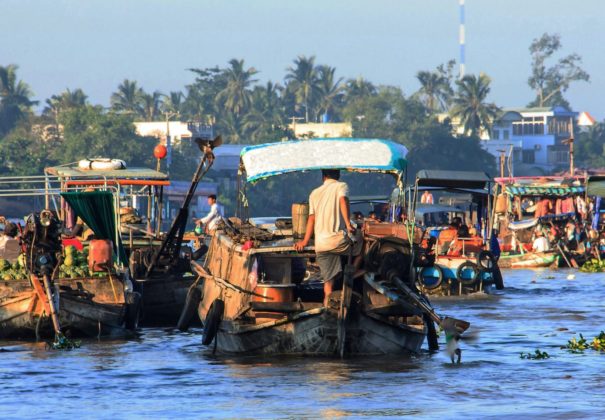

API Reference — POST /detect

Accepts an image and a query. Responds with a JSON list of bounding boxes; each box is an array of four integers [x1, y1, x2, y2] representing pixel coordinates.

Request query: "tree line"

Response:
[[0, 32, 597, 183]]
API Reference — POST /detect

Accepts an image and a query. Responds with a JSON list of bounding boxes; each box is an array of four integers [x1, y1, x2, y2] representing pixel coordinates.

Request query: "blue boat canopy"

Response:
[[240, 138, 407, 183]]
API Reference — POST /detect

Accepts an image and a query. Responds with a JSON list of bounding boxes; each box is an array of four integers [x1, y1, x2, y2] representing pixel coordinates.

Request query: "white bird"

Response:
[[441, 317, 463, 364]]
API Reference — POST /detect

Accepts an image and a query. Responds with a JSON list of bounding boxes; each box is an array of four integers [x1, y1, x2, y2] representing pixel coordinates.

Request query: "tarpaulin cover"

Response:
[[415, 170, 491, 189], [240, 138, 407, 182], [61, 191, 126, 264]]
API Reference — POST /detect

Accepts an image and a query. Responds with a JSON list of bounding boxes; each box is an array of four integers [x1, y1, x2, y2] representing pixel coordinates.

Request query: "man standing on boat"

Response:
[[294, 169, 362, 306], [195, 194, 224, 233]]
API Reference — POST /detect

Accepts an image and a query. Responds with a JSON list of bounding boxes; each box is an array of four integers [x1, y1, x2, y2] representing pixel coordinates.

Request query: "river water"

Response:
[[1, 269, 604, 419]]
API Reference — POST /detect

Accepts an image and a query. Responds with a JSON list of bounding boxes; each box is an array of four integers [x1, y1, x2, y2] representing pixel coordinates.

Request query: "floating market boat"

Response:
[[44, 161, 184, 325], [409, 170, 504, 297], [44, 142, 219, 326], [0, 185, 139, 340], [493, 175, 588, 268], [186, 138, 468, 356]]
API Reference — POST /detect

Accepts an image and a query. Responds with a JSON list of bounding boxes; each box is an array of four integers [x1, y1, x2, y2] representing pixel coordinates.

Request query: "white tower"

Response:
[[459, 0, 465, 79]]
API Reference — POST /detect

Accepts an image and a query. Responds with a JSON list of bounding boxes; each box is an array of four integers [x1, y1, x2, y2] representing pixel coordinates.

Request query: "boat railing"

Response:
[[435, 236, 485, 257]]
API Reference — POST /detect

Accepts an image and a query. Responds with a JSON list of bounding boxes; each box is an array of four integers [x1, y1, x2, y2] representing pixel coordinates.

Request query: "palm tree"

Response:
[[315, 65, 343, 122], [219, 111, 246, 144], [450, 73, 500, 138], [243, 82, 287, 140], [0, 64, 37, 135], [415, 70, 453, 113], [344, 77, 376, 103], [110, 79, 143, 115], [140, 91, 164, 121], [216, 59, 258, 117], [44, 88, 88, 116], [285, 55, 318, 122], [162, 91, 184, 115]]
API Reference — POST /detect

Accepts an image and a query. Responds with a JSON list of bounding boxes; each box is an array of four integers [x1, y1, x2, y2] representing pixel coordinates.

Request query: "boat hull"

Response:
[[0, 277, 133, 339], [205, 308, 426, 356], [498, 252, 557, 269], [135, 273, 196, 326]]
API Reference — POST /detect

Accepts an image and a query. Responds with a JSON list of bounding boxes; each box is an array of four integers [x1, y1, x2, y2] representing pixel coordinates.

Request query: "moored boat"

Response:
[[409, 170, 504, 297], [187, 138, 469, 356], [0, 206, 138, 340]]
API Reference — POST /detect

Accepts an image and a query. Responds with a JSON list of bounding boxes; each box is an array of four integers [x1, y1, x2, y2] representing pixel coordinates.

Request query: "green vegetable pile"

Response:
[[520, 349, 550, 360], [58, 245, 104, 279], [0, 254, 27, 280], [580, 258, 605, 273]]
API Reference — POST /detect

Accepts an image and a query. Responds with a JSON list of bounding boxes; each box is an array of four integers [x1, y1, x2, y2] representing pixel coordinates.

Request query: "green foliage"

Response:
[[414, 60, 456, 113], [0, 120, 57, 175], [0, 64, 37, 136], [342, 86, 496, 177], [576, 121, 605, 169], [563, 332, 605, 353], [527, 33, 590, 108], [580, 258, 605, 273], [285, 55, 319, 123], [591, 331, 605, 352], [110, 79, 145, 116], [0, 56, 497, 195], [57, 105, 156, 167], [564, 334, 589, 353], [520, 349, 550, 359], [450, 73, 500, 138]]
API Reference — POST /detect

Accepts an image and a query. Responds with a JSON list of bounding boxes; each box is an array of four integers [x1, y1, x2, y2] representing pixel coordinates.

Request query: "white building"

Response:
[[134, 121, 213, 145], [289, 122, 353, 139], [482, 106, 578, 176]]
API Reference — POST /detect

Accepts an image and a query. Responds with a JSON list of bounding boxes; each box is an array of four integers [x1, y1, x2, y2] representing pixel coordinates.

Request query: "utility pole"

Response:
[[562, 116, 574, 176], [497, 149, 506, 178]]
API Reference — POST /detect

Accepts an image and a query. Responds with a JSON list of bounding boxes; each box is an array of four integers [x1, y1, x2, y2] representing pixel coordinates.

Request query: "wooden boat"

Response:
[[0, 276, 135, 339], [410, 170, 504, 297], [493, 175, 590, 269], [0, 208, 138, 339], [187, 138, 468, 356], [497, 251, 558, 269], [45, 136, 220, 326]]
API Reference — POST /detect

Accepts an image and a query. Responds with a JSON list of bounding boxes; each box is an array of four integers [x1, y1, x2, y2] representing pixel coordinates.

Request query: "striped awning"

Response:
[[505, 185, 584, 196]]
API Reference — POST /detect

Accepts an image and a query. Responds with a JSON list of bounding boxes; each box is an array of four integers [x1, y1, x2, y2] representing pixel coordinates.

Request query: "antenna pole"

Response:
[[459, 0, 466, 79]]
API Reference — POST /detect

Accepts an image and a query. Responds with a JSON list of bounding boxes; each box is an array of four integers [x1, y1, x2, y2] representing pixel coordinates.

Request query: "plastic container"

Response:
[[291, 203, 309, 239], [88, 239, 113, 272]]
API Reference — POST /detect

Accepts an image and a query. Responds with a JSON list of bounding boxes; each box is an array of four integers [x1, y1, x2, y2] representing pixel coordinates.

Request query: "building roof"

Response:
[[578, 111, 596, 126], [502, 106, 577, 117]]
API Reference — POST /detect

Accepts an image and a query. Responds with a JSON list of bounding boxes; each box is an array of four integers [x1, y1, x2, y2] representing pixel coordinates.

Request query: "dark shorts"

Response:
[[316, 252, 344, 283]]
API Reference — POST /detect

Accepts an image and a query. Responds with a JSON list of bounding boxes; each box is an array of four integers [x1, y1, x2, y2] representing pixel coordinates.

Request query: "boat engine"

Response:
[[365, 236, 415, 285], [21, 210, 63, 276]]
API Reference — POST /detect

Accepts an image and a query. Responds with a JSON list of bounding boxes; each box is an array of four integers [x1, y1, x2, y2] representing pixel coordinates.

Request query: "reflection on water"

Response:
[[2, 269, 605, 418]]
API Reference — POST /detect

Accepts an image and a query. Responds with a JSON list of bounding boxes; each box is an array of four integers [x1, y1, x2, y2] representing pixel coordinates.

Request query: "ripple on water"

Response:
[[1, 270, 605, 418]]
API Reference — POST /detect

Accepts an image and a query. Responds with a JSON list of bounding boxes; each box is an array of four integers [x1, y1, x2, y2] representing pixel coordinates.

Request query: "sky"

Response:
[[2, 0, 604, 119]]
